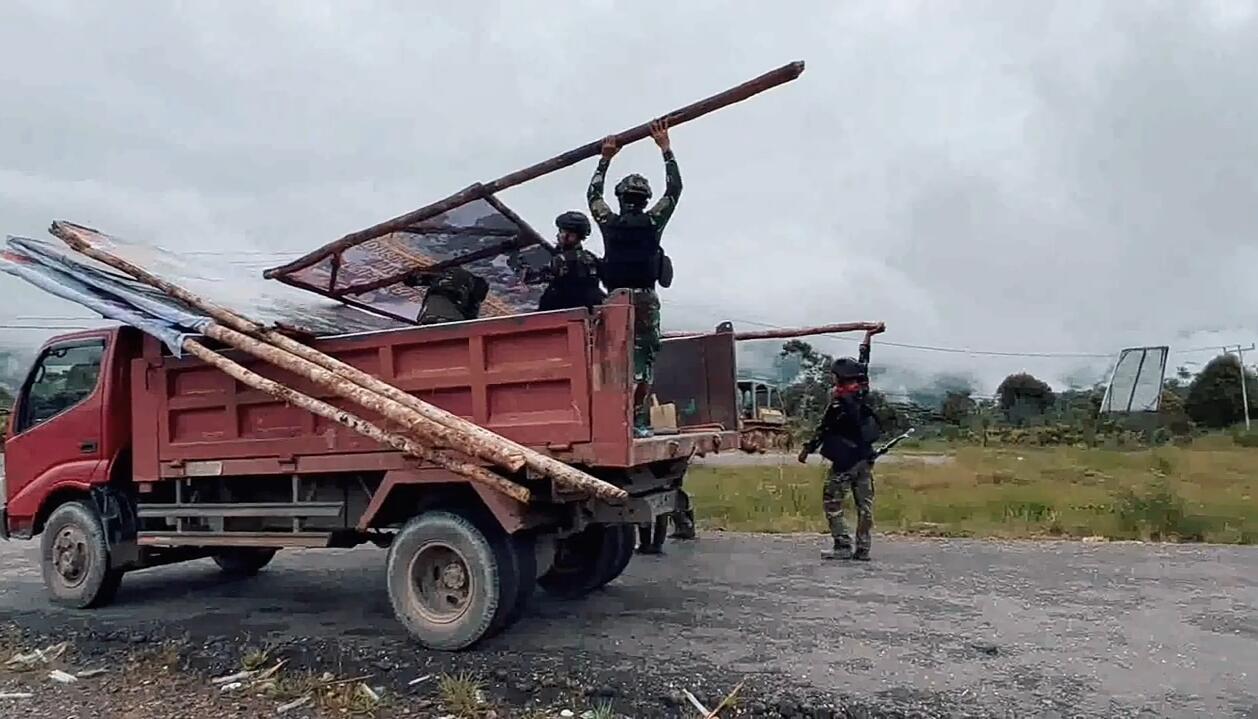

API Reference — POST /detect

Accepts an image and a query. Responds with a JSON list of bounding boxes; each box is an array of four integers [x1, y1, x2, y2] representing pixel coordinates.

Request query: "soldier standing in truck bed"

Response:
[[588, 118, 682, 438], [403, 266, 490, 325], [511, 211, 606, 312]]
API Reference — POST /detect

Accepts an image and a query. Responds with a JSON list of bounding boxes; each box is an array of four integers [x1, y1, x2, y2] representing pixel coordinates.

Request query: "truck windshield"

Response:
[[18, 340, 105, 432]]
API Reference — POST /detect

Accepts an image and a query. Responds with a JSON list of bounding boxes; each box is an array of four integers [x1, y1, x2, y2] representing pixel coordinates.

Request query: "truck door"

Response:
[[3, 336, 109, 534]]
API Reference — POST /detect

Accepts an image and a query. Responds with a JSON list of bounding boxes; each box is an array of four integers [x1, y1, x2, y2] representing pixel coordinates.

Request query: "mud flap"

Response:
[[91, 486, 139, 568]]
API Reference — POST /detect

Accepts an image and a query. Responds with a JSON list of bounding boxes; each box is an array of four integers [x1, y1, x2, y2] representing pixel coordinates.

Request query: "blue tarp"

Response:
[[0, 236, 211, 357]]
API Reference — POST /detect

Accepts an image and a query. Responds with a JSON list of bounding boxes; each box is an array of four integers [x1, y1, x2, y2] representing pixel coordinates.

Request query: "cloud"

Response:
[[1, 1, 1254, 392]]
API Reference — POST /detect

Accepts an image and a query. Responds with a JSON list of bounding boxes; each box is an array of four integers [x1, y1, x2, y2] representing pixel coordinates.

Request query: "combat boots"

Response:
[[820, 540, 853, 560]]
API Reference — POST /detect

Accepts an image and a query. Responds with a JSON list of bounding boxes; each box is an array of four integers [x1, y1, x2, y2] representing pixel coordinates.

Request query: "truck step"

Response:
[[137, 531, 333, 548], [137, 502, 345, 519]]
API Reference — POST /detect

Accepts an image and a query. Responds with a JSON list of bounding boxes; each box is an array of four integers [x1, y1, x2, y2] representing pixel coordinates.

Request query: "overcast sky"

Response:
[[1, 1, 1255, 392]]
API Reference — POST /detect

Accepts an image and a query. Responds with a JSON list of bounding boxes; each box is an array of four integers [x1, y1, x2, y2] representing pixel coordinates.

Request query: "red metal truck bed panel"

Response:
[[132, 307, 629, 480]]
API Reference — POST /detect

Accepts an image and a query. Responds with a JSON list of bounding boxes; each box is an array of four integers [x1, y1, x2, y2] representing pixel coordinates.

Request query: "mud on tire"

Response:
[[386, 510, 506, 651], [40, 500, 124, 609]]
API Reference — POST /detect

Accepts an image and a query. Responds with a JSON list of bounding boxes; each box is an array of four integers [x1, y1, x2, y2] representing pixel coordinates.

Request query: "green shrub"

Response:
[[1233, 429, 1258, 448]]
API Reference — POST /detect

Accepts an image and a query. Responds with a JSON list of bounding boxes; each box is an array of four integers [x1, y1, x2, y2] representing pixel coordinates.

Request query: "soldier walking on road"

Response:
[[511, 211, 606, 312], [797, 326, 884, 561], [588, 118, 682, 437]]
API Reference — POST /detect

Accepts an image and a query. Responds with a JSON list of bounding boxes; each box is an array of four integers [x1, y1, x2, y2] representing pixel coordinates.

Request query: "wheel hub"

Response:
[[409, 543, 474, 624], [52, 526, 90, 586]]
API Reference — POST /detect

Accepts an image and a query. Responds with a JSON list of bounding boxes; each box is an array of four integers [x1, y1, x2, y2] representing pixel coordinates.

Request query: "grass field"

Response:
[[686, 440, 1258, 543]]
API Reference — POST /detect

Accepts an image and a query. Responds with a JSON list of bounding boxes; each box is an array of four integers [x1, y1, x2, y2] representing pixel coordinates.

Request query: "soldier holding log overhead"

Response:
[[404, 266, 490, 325], [588, 118, 682, 438]]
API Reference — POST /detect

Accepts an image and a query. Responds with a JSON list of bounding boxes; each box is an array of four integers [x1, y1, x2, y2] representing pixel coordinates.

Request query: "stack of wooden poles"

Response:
[[50, 221, 627, 505]]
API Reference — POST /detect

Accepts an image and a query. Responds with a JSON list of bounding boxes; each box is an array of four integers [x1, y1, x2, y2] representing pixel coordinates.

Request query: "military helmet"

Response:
[[555, 211, 591, 237], [614, 173, 653, 200], [831, 357, 867, 381]]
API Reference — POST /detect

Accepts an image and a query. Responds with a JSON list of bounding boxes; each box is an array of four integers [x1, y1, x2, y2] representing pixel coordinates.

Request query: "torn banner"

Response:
[[0, 236, 210, 357]]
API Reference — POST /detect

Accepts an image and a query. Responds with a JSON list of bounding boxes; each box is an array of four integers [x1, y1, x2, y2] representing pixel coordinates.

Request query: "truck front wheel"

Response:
[[213, 548, 278, 576], [386, 511, 504, 651], [40, 501, 124, 609]]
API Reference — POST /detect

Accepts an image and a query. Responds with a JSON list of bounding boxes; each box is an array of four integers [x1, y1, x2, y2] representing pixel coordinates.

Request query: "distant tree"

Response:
[[866, 390, 908, 436], [1185, 355, 1258, 429], [1158, 388, 1193, 436], [940, 390, 977, 425], [997, 372, 1056, 425], [779, 341, 835, 427]]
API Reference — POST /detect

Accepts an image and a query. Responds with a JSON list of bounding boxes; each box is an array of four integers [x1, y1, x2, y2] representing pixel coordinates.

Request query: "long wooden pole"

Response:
[[183, 339, 531, 503], [202, 323, 525, 471], [50, 221, 629, 502], [663, 322, 886, 342], [265, 61, 806, 279]]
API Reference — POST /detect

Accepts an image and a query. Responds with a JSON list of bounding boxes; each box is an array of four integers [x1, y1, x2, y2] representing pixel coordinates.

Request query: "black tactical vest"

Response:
[[538, 250, 605, 312], [601, 212, 661, 290]]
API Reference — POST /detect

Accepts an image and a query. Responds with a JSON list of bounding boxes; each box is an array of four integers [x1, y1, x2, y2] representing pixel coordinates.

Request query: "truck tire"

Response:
[[499, 532, 538, 630], [40, 500, 124, 609], [595, 525, 636, 589], [386, 510, 504, 651], [212, 548, 278, 576], [538, 524, 619, 599]]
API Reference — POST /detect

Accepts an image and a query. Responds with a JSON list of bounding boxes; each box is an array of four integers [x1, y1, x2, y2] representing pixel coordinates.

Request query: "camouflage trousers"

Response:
[[823, 461, 874, 552], [631, 289, 662, 429], [631, 289, 662, 385]]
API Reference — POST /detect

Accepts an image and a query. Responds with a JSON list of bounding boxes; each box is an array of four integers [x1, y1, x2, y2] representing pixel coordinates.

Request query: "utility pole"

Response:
[[1224, 344, 1255, 431]]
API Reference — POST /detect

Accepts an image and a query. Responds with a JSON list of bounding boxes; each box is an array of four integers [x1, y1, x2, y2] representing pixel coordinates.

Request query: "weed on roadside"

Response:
[[439, 671, 486, 717]]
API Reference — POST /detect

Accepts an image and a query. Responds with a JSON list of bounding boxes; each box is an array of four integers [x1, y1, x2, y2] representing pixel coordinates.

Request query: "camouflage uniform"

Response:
[[405, 267, 489, 325], [802, 342, 880, 560], [821, 461, 874, 556], [588, 147, 682, 432]]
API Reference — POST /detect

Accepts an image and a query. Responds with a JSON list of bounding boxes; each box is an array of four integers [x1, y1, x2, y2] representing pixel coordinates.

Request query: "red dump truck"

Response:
[[1, 294, 737, 649]]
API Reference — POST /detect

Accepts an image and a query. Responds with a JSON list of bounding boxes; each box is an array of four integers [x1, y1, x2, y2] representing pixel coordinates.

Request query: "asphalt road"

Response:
[[1, 533, 1256, 717]]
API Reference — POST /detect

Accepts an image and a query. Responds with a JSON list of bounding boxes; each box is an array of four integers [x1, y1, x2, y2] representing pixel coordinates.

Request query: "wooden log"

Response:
[[663, 322, 886, 342], [49, 221, 628, 501], [265, 61, 805, 279], [203, 322, 526, 473], [182, 339, 531, 503], [234, 327, 629, 501]]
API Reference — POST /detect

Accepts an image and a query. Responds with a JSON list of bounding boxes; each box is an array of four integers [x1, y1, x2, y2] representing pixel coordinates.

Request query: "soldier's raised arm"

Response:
[[587, 136, 619, 226], [647, 118, 682, 228], [858, 323, 885, 367]]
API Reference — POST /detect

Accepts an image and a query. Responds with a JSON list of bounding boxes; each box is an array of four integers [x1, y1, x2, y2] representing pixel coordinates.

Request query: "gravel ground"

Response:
[[1, 532, 1256, 717]]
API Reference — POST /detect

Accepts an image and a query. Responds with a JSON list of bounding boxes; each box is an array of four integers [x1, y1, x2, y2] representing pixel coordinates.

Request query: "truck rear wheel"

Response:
[[386, 511, 504, 651], [595, 525, 636, 589], [498, 532, 537, 631], [213, 548, 278, 576], [538, 524, 619, 599], [40, 501, 124, 609]]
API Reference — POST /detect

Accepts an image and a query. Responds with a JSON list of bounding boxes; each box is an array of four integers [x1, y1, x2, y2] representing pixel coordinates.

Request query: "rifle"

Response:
[[870, 428, 915, 463]]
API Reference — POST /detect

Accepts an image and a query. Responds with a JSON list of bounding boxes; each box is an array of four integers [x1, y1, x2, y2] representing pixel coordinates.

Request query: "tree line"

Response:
[[777, 341, 1258, 445]]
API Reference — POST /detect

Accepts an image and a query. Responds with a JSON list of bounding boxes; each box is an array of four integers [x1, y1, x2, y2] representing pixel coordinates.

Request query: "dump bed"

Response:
[[130, 295, 736, 484]]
